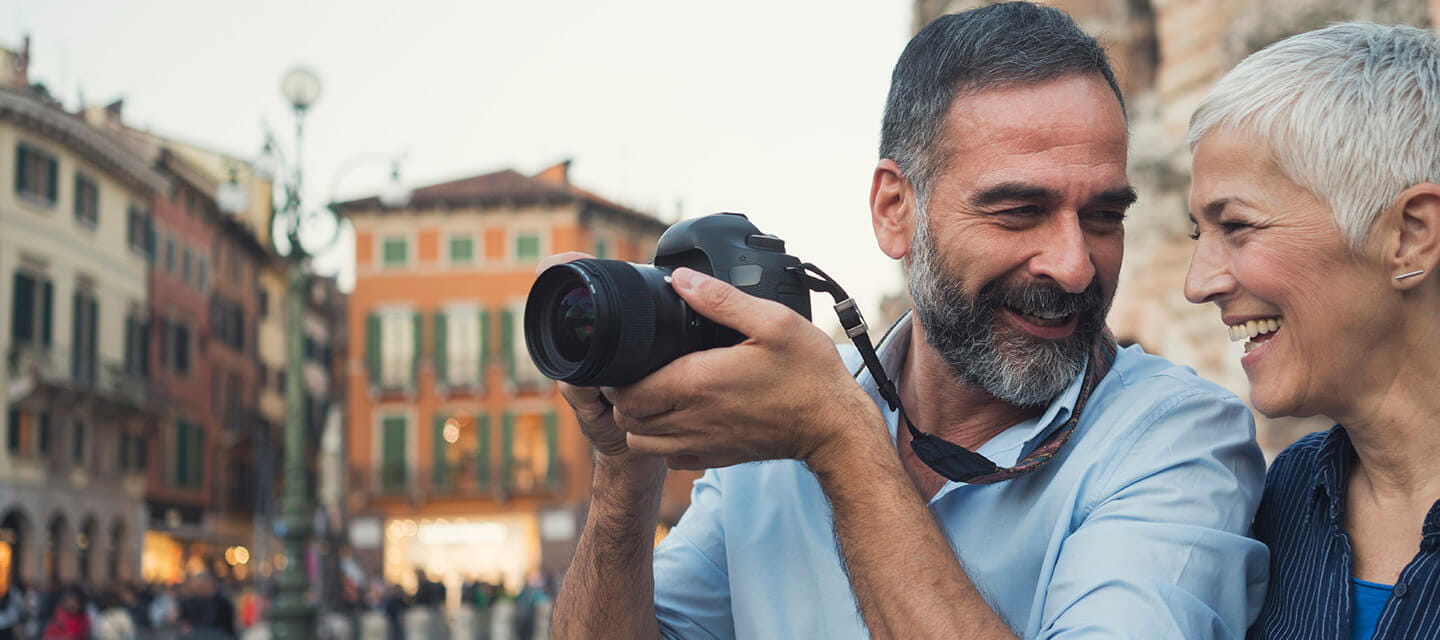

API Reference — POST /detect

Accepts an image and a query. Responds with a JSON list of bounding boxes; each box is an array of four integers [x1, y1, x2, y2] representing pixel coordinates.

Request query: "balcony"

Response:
[[7, 344, 151, 413], [350, 460, 564, 505]]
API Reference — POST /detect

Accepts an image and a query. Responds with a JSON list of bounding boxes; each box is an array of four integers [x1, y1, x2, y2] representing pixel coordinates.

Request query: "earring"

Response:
[[1395, 269, 1425, 280]]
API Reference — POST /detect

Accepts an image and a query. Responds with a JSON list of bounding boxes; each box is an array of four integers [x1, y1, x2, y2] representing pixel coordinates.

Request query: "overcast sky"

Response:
[[4, 0, 914, 328]]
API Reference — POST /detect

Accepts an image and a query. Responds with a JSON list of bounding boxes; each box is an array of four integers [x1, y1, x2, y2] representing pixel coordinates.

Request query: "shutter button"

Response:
[[1394, 582, 1409, 598]]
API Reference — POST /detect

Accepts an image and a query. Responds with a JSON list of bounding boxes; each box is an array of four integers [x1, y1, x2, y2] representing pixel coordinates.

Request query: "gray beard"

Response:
[[907, 211, 1108, 407]]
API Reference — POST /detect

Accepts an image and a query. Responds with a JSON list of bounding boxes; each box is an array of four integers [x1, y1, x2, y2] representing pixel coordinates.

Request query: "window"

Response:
[[158, 319, 190, 375], [73, 173, 98, 228], [182, 248, 193, 285], [225, 374, 242, 431], [10, 271, 54, 347], [504, 303, 547, 386], [6, 409, 20, 454], [514, 232, 542, 262], [436, 307, 486, 388], [71, 420, 86, 464], [172, 423, 204, 487], [593, 237, 609, 260], [374, 311, 417, 389], [210, 296, 245, 351], [164, 234, 176, 275], [37, 413, 50, 455], [449, 234, 475, 265], [502, 412, 557, 493], [258, 290, 268, 317], [126, 206, 154, 258], [381, 236, 409, 268], [379, 415, 408, 491], [14, 144, 57, 205], [71, 289, 99, 386], [173, 421, 204, 489], [197, 257, 208, 291], [123, 314, 148, 377]]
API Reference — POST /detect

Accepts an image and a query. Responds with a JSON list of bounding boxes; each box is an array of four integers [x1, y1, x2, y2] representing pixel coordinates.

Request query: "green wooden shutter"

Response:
[[432, 414, 448, 489], [501, 309, 515, 382], [191, 424, 205, 489], [10, 273, 32, 343], [365, 314, 381, 386], [433, 312, 448, 388], [174, 422, 188, 488], [544, 411, 560, 489], [476, 413, 491, 491], [45, 156, 57, 203], [500, 412, 514, 492], [411, 312, 423, 389], [13, 146, 24, 194], [39, 280, 52, 346], [71, 291, 84, 381], [479, 309, 491, 388], [382, 416, 407, 491]]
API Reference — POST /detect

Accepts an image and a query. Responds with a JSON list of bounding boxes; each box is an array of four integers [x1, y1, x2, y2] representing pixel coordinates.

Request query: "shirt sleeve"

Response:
[[653, 469, 734, 640], [1036, 390, 1270, 639]]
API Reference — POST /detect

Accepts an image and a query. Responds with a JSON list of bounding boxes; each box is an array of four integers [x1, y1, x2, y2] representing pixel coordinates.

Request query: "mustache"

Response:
[[978, 278, 1104, 317]]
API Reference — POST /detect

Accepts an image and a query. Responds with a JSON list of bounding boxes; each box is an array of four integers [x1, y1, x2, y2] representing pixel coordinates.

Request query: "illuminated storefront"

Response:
[[383, 513, 539, 595]]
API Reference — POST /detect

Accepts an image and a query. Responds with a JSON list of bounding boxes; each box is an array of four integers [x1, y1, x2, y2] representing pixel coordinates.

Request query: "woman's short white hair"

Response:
[[1188, 22, 1440, 251]]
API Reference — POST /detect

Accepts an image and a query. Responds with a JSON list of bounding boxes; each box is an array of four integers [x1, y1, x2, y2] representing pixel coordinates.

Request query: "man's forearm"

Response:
[[552, 451, 668, 640], [809, 428, 1016, 640]]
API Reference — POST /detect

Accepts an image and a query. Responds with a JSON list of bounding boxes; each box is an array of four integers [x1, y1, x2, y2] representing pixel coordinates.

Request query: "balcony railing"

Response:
[[7, 343, 150, 409], [351, 460, 563, 503]]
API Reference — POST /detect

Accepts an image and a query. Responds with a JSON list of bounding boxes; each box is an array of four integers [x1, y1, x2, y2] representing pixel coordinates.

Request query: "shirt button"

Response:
[[1395, 583, 1409, 598]]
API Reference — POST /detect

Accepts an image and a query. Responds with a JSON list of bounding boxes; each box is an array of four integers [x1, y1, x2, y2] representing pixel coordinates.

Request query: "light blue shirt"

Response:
[[652, 314, 1268, 638]]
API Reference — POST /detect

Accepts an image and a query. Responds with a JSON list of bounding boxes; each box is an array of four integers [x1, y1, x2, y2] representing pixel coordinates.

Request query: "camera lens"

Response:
[[554, 287, 596, 361], [524, 259, 697, 387]]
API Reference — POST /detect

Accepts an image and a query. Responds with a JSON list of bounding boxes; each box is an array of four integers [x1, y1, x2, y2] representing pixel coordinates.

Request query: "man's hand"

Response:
[[609, 267, 885, 470], [535, 252, 633, 458]]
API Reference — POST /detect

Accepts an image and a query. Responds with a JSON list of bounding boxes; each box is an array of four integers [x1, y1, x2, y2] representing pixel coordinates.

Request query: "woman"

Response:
[[1184, 22, 1440, 640]]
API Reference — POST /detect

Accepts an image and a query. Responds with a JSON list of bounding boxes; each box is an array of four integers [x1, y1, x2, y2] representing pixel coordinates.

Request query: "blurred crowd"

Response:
[[0, 569, 555, 640]]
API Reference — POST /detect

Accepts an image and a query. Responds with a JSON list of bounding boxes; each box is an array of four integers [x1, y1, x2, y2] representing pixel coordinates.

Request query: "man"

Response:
[[550, 3, 1266, 638]]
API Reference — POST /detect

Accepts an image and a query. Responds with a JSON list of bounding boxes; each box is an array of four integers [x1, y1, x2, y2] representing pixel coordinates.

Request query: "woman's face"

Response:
[[1184, 127, 1393, 418]]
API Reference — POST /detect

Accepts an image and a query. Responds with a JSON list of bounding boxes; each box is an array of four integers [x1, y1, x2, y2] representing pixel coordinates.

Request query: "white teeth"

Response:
[[1226, 317, 1284, 342]]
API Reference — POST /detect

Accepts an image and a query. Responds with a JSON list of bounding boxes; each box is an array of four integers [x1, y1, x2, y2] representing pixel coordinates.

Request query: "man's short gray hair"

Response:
[[881, 2, 1124, 209], [1188, 22, 1440, 251]]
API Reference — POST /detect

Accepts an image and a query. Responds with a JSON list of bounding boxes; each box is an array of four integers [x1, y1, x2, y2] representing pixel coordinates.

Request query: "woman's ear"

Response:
[[1388, 183, 1440, 290], [871, 159, 916, 260]]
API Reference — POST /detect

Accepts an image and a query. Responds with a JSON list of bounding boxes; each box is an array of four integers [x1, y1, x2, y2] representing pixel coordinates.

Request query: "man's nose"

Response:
[[1184, 238, 1234, 305], [1030, 216, 1096, 294]]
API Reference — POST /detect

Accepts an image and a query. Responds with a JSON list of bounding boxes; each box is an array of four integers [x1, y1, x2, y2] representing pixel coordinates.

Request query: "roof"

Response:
[[333, 162, 668, 233], [0, 87, 168, 196]]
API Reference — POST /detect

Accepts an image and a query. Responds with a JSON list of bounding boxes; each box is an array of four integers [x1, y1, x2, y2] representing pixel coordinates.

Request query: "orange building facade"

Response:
[[338, 162, 695, 596]]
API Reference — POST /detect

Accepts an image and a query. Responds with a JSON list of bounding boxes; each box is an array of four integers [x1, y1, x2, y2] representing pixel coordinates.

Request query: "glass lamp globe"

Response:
[[281, 67, 323, 110]]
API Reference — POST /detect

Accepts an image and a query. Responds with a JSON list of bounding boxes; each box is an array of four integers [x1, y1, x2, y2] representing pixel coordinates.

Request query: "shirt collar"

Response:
[[862, 311, 1086, 462], [1312, 426, 1354, 525]]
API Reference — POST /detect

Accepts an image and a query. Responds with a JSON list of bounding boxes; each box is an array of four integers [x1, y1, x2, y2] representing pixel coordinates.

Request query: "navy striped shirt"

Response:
[[1249, 426, 1440, 639]]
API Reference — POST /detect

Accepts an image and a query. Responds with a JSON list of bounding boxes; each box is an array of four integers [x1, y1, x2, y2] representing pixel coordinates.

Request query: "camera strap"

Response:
[[790, 263, 1117, 484]]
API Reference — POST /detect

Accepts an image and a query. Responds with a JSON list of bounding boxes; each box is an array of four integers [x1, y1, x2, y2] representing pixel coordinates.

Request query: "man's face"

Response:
[[906, 75, 1131, 405]]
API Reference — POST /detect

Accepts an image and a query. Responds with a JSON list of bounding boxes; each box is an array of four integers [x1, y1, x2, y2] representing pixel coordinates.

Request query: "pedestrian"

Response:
[[93, 590, 137, 640], [40, 588, 89, 640]]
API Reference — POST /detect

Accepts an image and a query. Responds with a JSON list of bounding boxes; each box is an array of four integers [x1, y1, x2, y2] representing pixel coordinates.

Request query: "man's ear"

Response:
[[871, 159, 916, 260], [1386, 183, 1440, 290]]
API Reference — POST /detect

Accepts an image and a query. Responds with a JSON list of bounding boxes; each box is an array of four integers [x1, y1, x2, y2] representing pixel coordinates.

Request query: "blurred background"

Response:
[[0, 0, 1434, 638]]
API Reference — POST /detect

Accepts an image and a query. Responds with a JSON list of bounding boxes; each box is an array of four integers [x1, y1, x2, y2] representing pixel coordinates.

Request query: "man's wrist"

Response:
[[803, 398, 890, 479], [594, 447, 668, 491]]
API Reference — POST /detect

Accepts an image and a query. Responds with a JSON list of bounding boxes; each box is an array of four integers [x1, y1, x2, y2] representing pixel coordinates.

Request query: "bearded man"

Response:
[[548, 3, 1267, 638]]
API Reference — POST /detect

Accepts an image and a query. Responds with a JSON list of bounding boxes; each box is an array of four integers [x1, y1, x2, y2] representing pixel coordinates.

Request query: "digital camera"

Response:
[[523, 213, 812, 387]]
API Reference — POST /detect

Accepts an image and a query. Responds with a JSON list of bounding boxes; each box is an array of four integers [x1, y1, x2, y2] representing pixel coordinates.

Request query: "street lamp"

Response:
[[270, 64, 324, 640]]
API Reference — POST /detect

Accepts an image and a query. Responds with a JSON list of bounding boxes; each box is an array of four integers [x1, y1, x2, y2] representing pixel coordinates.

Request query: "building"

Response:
[[0, 48, 168, 585], [85, 102, 278, 585], [336, 160, 695, 596], [912, 0, 1440, 457]]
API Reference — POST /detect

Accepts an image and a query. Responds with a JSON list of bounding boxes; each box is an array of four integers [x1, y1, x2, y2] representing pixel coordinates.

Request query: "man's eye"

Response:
[[1220, 221, 1251, 233], [1188, 225, 1200, 241], [998, 206, 1041, 216], [1088, 210, 1127, 223]]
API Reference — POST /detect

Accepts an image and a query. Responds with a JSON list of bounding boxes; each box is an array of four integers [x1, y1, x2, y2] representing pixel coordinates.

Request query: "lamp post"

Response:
[[270, 65, 323, 640]]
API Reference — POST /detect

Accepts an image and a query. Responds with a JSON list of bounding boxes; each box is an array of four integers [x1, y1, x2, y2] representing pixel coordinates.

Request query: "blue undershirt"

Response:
[[1351, 578, 1394, 640]]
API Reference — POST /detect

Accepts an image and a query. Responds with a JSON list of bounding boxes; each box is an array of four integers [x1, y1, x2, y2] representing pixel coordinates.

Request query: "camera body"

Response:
[[524, 212, 812, 387]]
